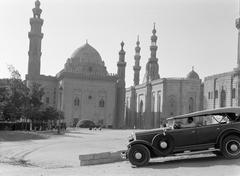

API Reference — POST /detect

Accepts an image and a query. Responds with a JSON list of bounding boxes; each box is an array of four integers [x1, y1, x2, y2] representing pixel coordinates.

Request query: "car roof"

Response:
[[167, 107, 240, 120]]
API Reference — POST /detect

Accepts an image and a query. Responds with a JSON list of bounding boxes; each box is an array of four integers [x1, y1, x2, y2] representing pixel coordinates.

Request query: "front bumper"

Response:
[[121, 151, 128, 160]]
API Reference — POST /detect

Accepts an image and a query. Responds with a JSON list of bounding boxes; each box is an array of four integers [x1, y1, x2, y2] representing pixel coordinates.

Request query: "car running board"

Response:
[[173, 148, 220, 156]]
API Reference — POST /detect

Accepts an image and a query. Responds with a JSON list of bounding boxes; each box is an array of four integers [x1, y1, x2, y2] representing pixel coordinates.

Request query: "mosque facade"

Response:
[[25, 1, 240, 129], [124, 13, 240, 129], [125, 27, 203, 129], [26, 1, 126, 128]]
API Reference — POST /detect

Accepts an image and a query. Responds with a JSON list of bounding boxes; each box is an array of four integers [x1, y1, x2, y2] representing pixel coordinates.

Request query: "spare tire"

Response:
[[152, 134, 174, 156]]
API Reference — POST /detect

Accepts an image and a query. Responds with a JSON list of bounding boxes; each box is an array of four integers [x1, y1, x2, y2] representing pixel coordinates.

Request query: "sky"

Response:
[[0, 0, 239, 87]]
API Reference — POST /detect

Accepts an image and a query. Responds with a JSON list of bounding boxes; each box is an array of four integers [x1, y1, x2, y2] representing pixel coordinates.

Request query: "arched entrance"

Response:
[[139, 100, 143, 128]]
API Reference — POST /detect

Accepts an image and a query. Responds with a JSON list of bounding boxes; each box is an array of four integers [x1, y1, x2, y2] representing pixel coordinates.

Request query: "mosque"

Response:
[[25, 0, 240, 128], [26, 0, 126, 128]]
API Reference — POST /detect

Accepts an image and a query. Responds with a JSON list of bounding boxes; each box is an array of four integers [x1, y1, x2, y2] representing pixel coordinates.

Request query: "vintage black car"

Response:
[[122, 107, 240, 167]]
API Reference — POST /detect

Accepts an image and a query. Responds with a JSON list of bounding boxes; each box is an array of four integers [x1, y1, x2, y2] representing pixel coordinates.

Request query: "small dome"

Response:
[[70, 43, 103, 65], [187, 68, 200, 79]]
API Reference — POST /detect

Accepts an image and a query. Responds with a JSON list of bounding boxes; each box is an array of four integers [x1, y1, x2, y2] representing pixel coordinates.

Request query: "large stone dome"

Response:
[[64, 43, 108, 75], [70, 43, 103, 65]]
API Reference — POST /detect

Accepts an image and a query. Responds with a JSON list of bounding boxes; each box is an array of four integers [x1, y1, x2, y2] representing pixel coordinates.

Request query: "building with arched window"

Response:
[[203, 14, 240, 110], [125, 26, 202, 129], [25, 1, 126, 128], [10, 0, 240, 129]]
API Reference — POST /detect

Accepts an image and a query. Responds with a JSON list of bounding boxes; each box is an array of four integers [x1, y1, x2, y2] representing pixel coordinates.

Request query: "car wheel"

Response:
[[221, 135, 240, 159], [128, 144, 150, 167], [152, 134, 174, 157]]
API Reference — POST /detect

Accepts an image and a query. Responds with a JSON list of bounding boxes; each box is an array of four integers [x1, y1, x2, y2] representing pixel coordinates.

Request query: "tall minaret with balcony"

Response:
[[133, 36, 141, 86], [27, 0, 43, 79], [117, 42, 126, 83], [115, 42, 126, 128], [235, 6, 240, 107], [236, 12, 240, 68], [144, 24, 160, 82]]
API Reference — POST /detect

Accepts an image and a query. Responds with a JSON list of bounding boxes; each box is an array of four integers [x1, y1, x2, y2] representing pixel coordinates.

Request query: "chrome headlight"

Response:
[[128, 132, 136, 142]]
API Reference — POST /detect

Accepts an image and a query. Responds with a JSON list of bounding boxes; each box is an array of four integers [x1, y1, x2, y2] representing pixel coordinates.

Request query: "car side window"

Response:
[[200, 115, 229, 126]]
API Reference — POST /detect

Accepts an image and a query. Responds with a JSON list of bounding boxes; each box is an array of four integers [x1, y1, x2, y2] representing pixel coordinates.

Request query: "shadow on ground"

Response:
[[0, 131, 49, 141], [145, 154, 240, 169]]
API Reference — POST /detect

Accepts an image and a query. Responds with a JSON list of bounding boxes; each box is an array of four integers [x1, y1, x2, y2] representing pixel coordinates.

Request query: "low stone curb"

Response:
[[79, 150, 126, 166]]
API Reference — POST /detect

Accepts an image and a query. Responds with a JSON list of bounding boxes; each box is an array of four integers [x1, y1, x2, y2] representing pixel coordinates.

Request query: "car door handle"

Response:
[[192, 130, 195, 133], [216, 128, 220, 130]]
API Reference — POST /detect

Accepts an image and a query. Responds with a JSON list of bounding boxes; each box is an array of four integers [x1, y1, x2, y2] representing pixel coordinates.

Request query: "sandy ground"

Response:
[[1, 129, 240, 176]]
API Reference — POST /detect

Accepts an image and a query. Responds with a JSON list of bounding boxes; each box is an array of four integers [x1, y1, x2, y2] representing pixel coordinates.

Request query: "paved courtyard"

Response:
[[1, 129, 240, 176]]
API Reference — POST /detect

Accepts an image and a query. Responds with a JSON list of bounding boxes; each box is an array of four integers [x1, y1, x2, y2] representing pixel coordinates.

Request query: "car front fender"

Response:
[[128, 140, 162, 157], [128, 140, 152, 148], [216, 128, 240, 147]]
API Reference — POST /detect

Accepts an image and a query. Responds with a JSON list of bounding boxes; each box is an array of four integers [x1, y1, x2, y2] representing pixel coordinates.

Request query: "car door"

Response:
[[196, 115, 221, 146], [169, 127, 197, 147]]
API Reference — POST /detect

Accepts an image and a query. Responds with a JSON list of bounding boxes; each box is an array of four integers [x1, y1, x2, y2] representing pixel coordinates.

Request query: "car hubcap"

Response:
[[230, 144, 238, 152], [135, 152, 142, 160], [226, 140, 240, 155], [160, 141, 168, 149]]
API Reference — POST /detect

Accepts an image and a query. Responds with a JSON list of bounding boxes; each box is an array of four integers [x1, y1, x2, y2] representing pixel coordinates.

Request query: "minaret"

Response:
[[117, 41, 126, 81], [115, 42, 126, 128], [144, 23, 160, 82], [133, 36, 141, 86], [27, 0, 43, 78], [236, 13, 240, 68]]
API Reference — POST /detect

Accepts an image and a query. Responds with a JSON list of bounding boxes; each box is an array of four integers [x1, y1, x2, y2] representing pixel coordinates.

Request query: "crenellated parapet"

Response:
[[56, 71, 118, 82]]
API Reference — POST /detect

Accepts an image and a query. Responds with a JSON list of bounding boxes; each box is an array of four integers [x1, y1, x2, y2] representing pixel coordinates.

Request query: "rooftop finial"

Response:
[[86, 39, 88, 44], [121, 41, 124, 50], [152, 22, 156, 34], [136, 35, 140, 46], [192, 66, 194, 71], [33, 0, 42, 18], [35, 0, 40, 7]]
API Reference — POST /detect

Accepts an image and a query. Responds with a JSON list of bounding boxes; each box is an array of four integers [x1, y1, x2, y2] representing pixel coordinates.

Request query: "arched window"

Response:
[[139, 100, 143, 114], [189, 97, 194, 113], [220, 89, 226, 107], [46, 97, 50, 104], [138, 100, 144, 129], [99, 98, 105, 107], [74, 97, 80, 106], [157, 94, 161, 112], [168, 96, 176, 116], [151, 94, 155, 112]]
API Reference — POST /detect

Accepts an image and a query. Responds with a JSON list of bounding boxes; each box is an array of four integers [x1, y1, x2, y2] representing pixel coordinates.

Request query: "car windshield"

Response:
[[166, 119, 175, 128], [212, 115, 228, 123]]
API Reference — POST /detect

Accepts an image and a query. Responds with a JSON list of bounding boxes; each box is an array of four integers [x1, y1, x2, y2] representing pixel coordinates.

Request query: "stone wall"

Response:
[[204, 71, 233, 109], [59, 77, 116, 127], [125, 78, 202, 129]]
